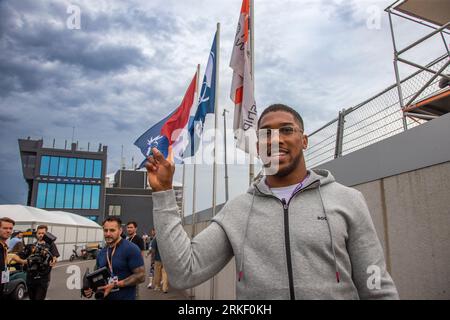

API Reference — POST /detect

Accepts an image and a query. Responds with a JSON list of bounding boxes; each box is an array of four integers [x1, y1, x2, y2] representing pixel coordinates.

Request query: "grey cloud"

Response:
[[319, 0, 366, 29], [1, 3, 149, 86], [82, 7, 180, 36], [0, 114, 19, 124]]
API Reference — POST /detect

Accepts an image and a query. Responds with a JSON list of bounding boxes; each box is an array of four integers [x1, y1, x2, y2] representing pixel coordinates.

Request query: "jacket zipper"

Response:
[[281, 198, 295, 300], [254, 179, 320, 301]]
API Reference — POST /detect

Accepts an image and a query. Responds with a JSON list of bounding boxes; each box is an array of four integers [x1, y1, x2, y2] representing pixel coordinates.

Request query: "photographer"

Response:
[[18, 225, 59, 300], [83, 217, 145, 300]]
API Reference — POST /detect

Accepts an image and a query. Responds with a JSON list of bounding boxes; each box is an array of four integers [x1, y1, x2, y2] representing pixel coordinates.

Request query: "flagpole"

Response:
[[210, 22, 221, 301], [181, 163, 186, 225], [222, 109, 230, 202], [212, 23, 220, 218], [249, 0, 255, 186], [191, 63, 201, 239]]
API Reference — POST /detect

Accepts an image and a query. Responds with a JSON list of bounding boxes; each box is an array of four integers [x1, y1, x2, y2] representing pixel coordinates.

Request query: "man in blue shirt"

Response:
[[7, 231, 23, 252], [83, 217, 145, 300]]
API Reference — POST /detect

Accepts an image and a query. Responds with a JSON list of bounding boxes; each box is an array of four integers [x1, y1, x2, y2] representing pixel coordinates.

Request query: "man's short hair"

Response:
[[126, 221, 137, 228], [0, 217, 15, 227], [257, 103, 304, 130], [103, 217, 122, 228], [37, 225, 48, 232]]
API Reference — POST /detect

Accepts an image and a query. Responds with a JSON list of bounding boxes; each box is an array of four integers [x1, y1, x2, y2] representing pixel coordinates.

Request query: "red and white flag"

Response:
[[230, 0, 257, 154]]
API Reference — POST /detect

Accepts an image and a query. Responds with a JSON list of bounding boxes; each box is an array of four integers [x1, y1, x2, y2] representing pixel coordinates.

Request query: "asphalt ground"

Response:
[[42, 255, 187, 300]]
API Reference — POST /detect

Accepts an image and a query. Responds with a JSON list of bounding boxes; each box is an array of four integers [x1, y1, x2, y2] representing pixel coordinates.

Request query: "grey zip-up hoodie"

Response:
[[152, 169, 399, 299]]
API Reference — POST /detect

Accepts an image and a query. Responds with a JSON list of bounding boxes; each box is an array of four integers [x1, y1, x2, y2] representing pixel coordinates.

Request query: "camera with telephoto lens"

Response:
[[26, 232, 57, 278], [82, 267, 111, 300]]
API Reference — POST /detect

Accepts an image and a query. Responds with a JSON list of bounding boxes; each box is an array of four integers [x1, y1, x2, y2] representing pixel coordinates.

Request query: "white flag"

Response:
[[230, 0, 257, 155]]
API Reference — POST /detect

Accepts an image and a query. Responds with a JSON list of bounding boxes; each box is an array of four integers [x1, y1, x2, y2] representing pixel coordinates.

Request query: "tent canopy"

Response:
[[393, 0, 450, 27], [0, 205, 101, 229]]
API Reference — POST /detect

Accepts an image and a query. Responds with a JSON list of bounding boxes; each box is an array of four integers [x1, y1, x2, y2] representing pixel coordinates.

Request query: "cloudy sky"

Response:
[[0, 0, 444, 215]]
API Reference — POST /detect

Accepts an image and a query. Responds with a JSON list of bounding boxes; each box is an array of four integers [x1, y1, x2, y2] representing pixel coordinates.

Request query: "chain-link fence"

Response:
[[305, 55, 450, 169]]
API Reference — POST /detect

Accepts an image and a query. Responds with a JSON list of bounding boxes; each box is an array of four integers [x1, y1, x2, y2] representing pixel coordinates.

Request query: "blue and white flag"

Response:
[[134, 71, 199, 167], [184, 33, 217, 158]]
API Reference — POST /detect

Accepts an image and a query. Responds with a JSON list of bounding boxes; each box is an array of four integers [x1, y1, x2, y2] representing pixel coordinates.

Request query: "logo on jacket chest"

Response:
[[317, 216, 327, 221]]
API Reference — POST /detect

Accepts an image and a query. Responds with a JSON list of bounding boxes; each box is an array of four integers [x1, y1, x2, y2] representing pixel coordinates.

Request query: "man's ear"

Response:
[[303, 134, 308, 150]]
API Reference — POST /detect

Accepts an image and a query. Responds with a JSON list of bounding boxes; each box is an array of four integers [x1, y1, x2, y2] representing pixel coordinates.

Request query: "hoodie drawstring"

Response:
[[238, 189, 256, 282], [318, 184, 341, 283], [238, 182, 341, 285]]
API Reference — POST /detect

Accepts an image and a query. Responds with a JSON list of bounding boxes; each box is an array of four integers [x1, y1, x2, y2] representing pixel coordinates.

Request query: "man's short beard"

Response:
[[106, 237, 119, 245], [273, 152, 302, 178]]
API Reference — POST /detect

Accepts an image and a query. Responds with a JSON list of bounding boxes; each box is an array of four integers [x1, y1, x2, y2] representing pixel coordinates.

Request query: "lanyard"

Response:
[[106, 239, 120, 276], [1, 242, 7, 271], [128, 235, 136, 242]]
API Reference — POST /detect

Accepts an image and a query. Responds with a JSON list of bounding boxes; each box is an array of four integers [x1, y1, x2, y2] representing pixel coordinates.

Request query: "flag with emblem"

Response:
[[134, 71, 198, 167]]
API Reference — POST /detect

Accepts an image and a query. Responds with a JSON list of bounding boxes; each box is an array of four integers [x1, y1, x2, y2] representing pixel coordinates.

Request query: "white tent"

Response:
[[0, 205, 103, 261]]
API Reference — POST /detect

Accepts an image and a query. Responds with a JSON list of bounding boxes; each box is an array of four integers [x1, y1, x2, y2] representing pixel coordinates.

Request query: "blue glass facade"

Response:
[[36, 183, 47, 208], [45, 183, 56, 208], [55, 184, 66, 208], [76, 159, 85, 178], [40, 156, 50, 176], [91, 185, 100, 210], [85, 160, 93, 178], [73, 184, 83, 209], [36, 182, 101, 210], [64, 184, 74, 209], [39, 156, 102, 179], [37, 155, 103, 211], [68, 158, 76, 177], [49, 157, 59, 176], [93, 160, 102, 178]]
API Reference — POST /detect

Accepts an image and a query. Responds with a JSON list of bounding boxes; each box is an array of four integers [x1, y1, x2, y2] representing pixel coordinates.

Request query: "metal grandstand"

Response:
[[305, 0, 450, 169]]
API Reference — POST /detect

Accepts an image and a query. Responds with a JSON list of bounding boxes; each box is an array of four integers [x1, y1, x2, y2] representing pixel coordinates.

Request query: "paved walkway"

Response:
[[44, 255, 187, 300]]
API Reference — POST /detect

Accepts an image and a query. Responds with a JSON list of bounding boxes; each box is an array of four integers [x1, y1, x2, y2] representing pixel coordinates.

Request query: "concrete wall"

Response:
[[315, 112, 450, 299], [352, 162, 450, 300]]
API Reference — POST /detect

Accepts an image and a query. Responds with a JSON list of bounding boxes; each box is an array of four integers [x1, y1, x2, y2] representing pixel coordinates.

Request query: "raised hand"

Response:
[[145, 147, 175, 192]]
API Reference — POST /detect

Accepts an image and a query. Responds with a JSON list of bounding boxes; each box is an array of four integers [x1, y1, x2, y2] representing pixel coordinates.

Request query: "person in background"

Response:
[[83, 217, 145, 300], [18, 225, 59, 300], [146, 228, 156, 289], [126, 221, 145, 298], [7, 231, 23, 252], [150, 233, 169, 294], [126, 221, 145, 255]]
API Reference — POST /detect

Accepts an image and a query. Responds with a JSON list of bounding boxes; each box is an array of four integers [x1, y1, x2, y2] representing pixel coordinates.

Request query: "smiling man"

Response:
[[146, 103, 399, 300]]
